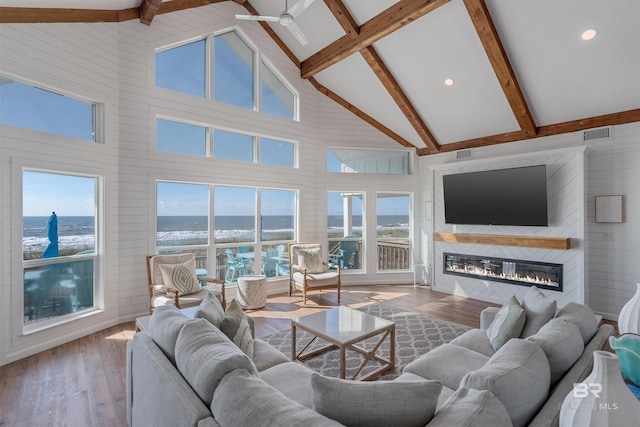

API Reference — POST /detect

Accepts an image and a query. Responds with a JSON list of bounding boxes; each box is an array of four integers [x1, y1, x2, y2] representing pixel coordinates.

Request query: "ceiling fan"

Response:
[[235, 0, 316, 45]]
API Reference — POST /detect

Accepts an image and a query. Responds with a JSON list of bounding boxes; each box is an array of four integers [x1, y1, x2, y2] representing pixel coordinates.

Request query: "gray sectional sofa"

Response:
[[126, 288, 613, 427]]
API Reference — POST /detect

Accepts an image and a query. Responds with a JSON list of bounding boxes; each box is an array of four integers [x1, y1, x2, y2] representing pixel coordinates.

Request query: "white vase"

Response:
[[560, 350, 640, 426], [619, 282, 640, 334]]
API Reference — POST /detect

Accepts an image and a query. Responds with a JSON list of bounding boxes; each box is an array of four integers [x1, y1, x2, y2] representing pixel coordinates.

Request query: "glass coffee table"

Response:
[[291, 306, 395, 381]]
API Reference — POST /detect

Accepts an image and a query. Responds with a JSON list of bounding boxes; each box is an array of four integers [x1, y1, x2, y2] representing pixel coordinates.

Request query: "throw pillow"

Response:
[[297, 247, 325, 273], [148, 304, 192, 364], [158, 259, 199, 296], [221, 299, 254, 358], [194, 289, 225, 329], [520, 286, 557, 338], [311, 373, 441, 427], [485, 295, 526, 351]]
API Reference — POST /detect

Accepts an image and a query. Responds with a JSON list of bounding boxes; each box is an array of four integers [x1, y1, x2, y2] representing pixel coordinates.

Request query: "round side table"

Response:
[[236, 275, 267, 309]]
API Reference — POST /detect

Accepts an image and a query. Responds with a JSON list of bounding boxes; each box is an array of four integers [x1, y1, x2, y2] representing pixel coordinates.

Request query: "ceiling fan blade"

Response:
[[235, 14, 280, 22], [287, 0, 316, 18], [286, 21, 309, 45]]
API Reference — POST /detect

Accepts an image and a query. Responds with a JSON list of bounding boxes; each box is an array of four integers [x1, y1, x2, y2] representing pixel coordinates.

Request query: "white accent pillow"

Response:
[[158, 258, 199, 296], [486, 295, 526, 351], [297, 247, 325, 273], [221, 299, 254, 358]]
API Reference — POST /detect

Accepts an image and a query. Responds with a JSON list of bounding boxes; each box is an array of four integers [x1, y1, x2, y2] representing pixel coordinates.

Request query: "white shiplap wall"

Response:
[[0, 22, 121, 365], [421, 122, 640, 319], [0, 3, 420, 365], [428, 147, 587, 307]]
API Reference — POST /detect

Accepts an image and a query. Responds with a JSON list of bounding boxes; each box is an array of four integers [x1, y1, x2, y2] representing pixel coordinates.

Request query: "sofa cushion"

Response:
[[194, 289, 225, 329], [260, 361, 316, 408], [252, 339, 290, 372], [394, 372, 455, 410], [555, 302, 599, 344], [460, 338, 550, 427], [526, 318, 584, 387], [428, 388, 512, 427], [311, 373, 441, 427], [403, 343, 490, 390], [211, 369, 343, 427], [175, 318, 257, 404], [486, 295, 526, 351], [450, 328, 496, 357], [520, 286, 557, 338], [148, 304, 192, 364], [220, 299, 254, 358]]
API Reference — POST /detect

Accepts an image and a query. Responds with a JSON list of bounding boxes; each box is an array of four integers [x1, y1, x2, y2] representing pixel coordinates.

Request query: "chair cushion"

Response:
[[148, 304, 192, 364], [221, 299, 254, 358], [311, 373, 441, 427], [555, 302, 599, 344], [293, 271, 339, 287], [159, 258, 199, 296], [297, 247, 326, 274], [526, 318, 584, 387], [486, 295, 526, 351], [460, 338, 550, 427], [428, 388, 512, 427], [175, 318, 257, 405], [211, 369, 344, 427], [194, 289, 225, 329], [520, 286, 557, 338]]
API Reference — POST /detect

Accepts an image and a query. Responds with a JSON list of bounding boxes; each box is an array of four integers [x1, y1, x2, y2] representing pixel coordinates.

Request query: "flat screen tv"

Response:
[[443, 165, 548, 226]]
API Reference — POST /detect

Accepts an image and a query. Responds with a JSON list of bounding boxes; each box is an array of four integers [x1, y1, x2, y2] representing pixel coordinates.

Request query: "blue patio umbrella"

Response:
[[42, 211, 59, 258]]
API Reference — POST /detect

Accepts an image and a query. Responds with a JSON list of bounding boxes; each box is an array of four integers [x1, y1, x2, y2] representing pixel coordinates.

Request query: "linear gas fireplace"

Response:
[[443, 253, 562, 291]]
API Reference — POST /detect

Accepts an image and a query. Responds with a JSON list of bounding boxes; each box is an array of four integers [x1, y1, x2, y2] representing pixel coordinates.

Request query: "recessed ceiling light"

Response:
[[581, 28, 598, 41], [444, 78, 455, 86]]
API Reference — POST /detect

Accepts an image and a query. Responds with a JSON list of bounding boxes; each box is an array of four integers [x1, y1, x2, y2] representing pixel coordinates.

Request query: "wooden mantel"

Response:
[[433, 232, 571, 250]]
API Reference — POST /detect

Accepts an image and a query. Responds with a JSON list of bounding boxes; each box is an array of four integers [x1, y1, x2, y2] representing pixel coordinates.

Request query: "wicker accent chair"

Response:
[[146, 252, 225, 314], [288, 243, 341, 304]]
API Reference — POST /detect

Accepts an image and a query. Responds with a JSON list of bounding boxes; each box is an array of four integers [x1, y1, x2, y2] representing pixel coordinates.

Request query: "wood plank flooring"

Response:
[[0, 285, 497, 426]]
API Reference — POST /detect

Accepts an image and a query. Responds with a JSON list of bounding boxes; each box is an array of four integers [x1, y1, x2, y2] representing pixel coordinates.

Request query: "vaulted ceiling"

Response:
[[1, 0, 639, 155]]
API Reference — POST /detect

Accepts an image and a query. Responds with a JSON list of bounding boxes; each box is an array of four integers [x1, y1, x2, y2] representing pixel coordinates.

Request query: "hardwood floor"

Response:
[[0, 285, 497, 426]]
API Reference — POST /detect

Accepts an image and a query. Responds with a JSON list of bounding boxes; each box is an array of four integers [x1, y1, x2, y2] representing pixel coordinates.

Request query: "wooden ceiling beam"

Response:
[[140, 0, 163, 25], [0, 1, 228, 24], [325, 0, 438, 152], [360, 46, 439, 153], [309, 78, 418, 149], [301, 0, 450, 79], [419, 109, 640, 155], [463, 0, 537, 137]]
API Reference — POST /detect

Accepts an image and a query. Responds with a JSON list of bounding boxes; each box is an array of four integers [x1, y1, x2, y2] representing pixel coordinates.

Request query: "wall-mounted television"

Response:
[[443, 165, 548, 226]]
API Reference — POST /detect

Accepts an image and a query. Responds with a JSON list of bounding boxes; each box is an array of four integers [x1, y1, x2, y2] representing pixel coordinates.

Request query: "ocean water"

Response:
[[23, 215, 409, 253]]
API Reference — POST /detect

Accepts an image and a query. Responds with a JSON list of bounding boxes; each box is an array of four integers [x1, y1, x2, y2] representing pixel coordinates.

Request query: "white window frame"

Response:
[[12, 161, 104, 336]]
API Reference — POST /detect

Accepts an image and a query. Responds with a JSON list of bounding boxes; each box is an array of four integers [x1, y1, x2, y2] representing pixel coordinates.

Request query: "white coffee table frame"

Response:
[[291, 306, 395, 381]]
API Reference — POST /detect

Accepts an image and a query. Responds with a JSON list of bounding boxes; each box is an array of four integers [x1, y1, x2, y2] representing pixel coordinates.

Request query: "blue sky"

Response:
[[23, 171, 96, 217]]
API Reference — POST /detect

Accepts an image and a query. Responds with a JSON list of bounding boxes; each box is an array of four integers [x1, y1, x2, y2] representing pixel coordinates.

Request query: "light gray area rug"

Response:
[[261, 302, 471, 380]]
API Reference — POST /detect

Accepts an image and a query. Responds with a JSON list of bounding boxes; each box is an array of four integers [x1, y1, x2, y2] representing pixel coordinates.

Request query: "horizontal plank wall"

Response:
[[428, 146, 587, 308], [0, 22, 121, 365]]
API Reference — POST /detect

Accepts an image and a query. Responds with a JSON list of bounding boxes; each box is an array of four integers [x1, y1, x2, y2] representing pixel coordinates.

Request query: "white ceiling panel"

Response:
[[374, 0, 520, 144], [343, 0, 398, 25], [315, 53, 424, 147], [487, 0, 640, 126]]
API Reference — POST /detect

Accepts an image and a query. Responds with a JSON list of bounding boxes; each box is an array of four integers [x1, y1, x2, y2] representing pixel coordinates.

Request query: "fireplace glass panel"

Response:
[[443, 253, 562, 291]]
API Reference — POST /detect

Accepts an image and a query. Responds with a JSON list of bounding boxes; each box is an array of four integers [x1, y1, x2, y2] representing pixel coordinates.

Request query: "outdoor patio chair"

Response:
[[146, 252, 225, 314], [224, 249, 248, 283], [288, 243, 341, 304], [328, 237, 360, 269]]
